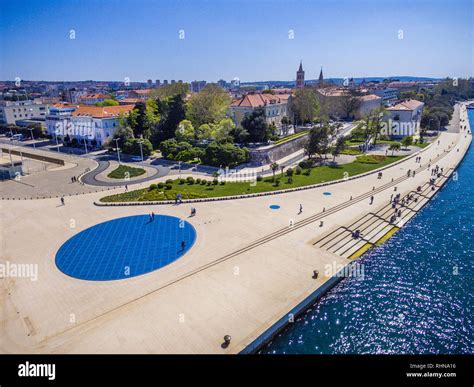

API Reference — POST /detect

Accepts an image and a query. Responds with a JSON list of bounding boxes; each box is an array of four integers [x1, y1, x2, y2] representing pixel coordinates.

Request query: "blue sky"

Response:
[[0, 0, 472, 82]]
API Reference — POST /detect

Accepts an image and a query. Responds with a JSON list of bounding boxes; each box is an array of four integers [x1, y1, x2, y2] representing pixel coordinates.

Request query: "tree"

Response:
[[122, 138, 153, 156], [241, 107, 269, 142], [339, 89, 361, 119], [230, 126, 249, 143], [150, 83, 189, 99], [270, 162, 279, 181], [200, 142, 249, 167], [95, 99, 119, 107], [401, 135, 413, 149], [388, 143, 401, 156], [214, 118, 235, 143], [186, 84, 231, 127], [331, 136, 346, 161], [293, 88, 320, 124], [126, 102, 150, 139], [305, 125, 331, 159], [113, 125, 134, 145], [151, 94, 186, 146], [370, 106, 387, 145], [175, 120, 195, 142]]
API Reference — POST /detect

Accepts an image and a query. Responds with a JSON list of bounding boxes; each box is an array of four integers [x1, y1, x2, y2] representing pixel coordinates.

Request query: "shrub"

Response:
[[200, 180, 207, 185], [295, 166, 302, 175], [165, 184, 172, 190], [165, 179, 173, 184], [157, 182, 164, 189], [186, 176, 195, 184], [149, 184, 158, 190], [206, 181, 212, 186], [196, 178, 201, 184], [179, 179, 186, 185], [212, 179, 218, 185], [303, 169, 311, 176], [286, 167, 294, 177], [287, 176, 293, 184], [274, 179, 281, 187], [256, 175, 263, 182], [356, 155, 386, 164], [299, 160, 314, 169], [220, 181, 226, 185]]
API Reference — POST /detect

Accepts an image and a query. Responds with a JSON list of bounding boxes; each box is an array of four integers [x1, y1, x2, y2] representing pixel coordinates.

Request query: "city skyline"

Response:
[[1, 0, 473, 82]]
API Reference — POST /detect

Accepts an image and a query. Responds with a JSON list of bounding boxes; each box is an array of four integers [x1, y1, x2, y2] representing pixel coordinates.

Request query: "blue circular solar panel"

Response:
[[269, 204, 281, 209], [55, 215, 196, 281]]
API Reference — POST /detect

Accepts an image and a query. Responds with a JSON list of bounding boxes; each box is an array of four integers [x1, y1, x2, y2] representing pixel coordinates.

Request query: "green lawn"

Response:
[[100, 155, 405, 202], [107, 165, 146, 179]]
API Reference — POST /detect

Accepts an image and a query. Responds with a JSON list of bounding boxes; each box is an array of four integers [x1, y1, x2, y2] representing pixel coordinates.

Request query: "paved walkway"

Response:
[[0, 104, 471, 354]]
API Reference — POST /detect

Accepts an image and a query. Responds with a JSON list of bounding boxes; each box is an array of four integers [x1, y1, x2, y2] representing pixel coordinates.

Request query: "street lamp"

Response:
[[54, 133, 60, 152], [28, 128, 35, 149], [137, 140, 144, 162], [83, 137, 88, 154], [114, 138, 121, 164]]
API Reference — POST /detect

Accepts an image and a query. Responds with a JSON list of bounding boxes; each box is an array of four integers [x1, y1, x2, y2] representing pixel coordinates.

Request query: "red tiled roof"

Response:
[[231, 93, 291, 108], [132, 89, 152, 95], [386, 99, 423, 111], [72, 105, 134, 118], [79, 93, 108, 100]]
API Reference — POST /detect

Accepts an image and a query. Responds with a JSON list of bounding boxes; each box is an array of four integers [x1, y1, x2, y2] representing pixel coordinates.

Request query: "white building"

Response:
[[385, 99, 424, 138], [230, 93, 292, 135], [373, 87, 399, 106], [0, 100, 49, 125], [46, 104, 134, 147]]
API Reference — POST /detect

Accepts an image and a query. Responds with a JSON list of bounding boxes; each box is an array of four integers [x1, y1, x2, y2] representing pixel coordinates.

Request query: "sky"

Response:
[[0, 0, 473, 82]]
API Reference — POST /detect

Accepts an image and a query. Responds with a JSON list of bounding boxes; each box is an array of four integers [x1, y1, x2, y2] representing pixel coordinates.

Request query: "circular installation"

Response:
[[55, 215, 196, 281], [269, 204, 281, 210], [323, 192, 332, 196]]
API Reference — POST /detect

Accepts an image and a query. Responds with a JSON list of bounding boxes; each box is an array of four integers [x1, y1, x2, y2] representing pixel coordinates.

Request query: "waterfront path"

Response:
[[0, 104, 471, 354]]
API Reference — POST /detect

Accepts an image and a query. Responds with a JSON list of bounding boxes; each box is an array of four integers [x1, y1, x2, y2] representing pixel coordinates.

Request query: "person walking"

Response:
[[370, 196, 374, 205], [60, 196, 65, 206], [299, 204, 303, 214], [125, 185, 128, 192], [181, 240, 185, 251]]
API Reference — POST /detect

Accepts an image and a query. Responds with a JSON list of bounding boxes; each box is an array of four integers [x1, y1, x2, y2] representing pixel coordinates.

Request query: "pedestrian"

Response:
[[299, 204, 303, 214], [412, 170, 415, 177], [125, 185, 128, 191], [390, 194, 393, 202], [181, 240, 185, 250], [370, 195, 374, 205], [152, 212, 155, 220], [60, 196, 65, 206]]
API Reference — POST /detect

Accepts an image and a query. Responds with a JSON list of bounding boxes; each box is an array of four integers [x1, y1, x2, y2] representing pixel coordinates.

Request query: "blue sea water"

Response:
[[261, 110, 474, 354]]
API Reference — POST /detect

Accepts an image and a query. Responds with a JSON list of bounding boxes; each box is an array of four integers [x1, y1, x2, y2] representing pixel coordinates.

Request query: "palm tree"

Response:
[[388, 143, 401, 156], [270, 162, 279, 181]]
